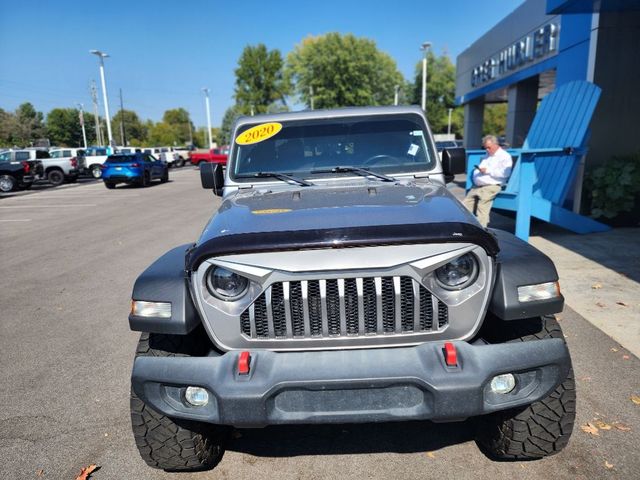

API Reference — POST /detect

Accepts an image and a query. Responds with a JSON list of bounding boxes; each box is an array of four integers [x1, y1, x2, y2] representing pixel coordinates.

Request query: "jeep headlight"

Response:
[[206, 266, 249, 300], [435, 253, 479, 290]]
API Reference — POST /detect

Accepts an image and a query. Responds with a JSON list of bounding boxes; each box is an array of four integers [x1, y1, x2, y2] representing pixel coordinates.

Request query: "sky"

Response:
[[0, 0, 524, 129]]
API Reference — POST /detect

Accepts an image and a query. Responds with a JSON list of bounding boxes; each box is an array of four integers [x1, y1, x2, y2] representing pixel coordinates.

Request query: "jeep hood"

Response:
[[187, 183, 498, 270]]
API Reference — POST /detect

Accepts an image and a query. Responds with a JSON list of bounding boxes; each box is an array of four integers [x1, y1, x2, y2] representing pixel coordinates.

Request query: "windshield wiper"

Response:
[[236, 172, 314, 186], [310, 166, 396, 182]]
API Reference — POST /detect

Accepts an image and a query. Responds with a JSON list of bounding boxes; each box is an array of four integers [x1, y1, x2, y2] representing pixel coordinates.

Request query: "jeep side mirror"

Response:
[[442, 147, 466, 183], [200, 163, 224, 196]]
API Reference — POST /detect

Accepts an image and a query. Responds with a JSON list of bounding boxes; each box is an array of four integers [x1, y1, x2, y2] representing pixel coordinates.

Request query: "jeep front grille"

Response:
[[239, 276, 448, 339]]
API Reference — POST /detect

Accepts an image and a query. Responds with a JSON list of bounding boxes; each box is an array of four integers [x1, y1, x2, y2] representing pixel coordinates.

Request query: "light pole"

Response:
[[90, 50, 113, 147], [447, 108, 453, 135], [77, 103, 88, 149], [202, 88, 213, 148], [394, 85, 400, 106], [420, 42, 432, 111]]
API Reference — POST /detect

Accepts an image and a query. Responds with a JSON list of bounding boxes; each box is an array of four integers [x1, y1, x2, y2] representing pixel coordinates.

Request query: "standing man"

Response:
[[462, 135, 513, 227]]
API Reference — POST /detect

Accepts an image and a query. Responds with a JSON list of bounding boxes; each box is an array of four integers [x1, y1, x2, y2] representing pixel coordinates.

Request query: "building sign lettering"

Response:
[[471, 23, 559, 87]]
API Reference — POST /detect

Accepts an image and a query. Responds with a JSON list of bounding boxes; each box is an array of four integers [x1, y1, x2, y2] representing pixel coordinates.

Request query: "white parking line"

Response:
[[0, 204, 97, 208], [0, 219, 32, 222]]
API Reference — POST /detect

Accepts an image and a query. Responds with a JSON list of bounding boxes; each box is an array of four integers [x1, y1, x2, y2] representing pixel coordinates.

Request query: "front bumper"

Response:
[[132, 339, 570, 427]]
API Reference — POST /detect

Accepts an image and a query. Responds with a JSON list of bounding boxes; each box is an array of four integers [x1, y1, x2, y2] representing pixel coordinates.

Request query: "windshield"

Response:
[[231, 114, 435, 180]]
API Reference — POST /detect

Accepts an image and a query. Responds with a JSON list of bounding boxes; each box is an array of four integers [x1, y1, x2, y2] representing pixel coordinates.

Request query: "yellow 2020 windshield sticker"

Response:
[[235, 122, 282, 145]]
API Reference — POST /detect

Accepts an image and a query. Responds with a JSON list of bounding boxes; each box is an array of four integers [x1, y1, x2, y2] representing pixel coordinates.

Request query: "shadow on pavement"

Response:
[[229, 419, 477, 457]]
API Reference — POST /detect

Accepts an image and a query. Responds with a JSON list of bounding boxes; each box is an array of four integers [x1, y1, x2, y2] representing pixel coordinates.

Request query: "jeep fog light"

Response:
[[131, 300, 171, 318], [185, 386, 209, 407], [517, 282, 560, 302], [490, 374, 516, 394]]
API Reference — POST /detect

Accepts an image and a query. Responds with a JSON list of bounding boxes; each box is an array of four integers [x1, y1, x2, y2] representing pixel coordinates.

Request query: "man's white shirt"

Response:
[[472, 147, 513, 186]]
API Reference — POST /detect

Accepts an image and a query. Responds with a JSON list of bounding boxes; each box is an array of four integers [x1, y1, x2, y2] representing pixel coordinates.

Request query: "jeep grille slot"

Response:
[[239, 276, 448, 340]]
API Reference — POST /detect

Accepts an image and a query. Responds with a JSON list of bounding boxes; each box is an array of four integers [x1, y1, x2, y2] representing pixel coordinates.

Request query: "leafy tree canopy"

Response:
[[112, 109, 148, 145], [409, 51, 464, 136], [46, 108, 84, 147], [234, 44, 290, 115], [286, 33, 404, 109]]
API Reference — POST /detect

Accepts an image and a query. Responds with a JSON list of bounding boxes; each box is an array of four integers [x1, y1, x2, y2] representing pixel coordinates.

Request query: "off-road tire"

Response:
[[0, 174, 16, 192], [130, 332, 229, 471], [104, 182, 116, 189], [475, 315, 576, 460], [47, 169, 65, 186]]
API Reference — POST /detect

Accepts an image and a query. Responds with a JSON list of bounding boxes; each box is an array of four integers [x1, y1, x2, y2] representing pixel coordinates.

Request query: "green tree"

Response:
[[147, 109, 195, 146], [219, 105, 244, 146], [11, 103, 46, 146], [46, 108, 83, 147], [163, 107, 194, 144], [286, 33, 404, 109], [234, 44, 290, 114], [148, 122, 176, 146], [483, 104, 507, 137], [0, 108, 18, 147], [409, 51, 463, 135], [112, 109, 148, 145]]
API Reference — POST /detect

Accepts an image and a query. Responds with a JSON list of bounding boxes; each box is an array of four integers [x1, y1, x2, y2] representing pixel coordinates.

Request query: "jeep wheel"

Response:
[[90, 165, 102, 178], [47, 169, 65, 186], [475, 315, 576, 460], [130, 332, 229, 471], [0, 174, 16, 192]]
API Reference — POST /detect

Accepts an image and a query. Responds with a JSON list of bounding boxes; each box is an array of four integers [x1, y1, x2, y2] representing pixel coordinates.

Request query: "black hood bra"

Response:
[[186, 184, 499, 271]]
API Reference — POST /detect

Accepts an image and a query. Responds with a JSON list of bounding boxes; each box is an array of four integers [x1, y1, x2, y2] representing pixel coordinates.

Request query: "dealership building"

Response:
[[455, 0, 640, 175]]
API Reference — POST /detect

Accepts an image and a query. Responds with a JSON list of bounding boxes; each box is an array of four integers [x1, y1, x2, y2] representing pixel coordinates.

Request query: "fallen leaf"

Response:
[[623, 355, 630, 360], [631, 395, 640, 405], [74, 464, 98, 480], [594, 420, 612, 430], [605, 461, 614, 469], [613, 422, 631, 431], [556, 314, 563, 321], [616, 301, 629, 307], [592, 283, 602, 289], [596, 302, 606, 308], [36, 469, 44, 477], [425, 451, 436, 458], [611, 348, 619, 352], [581, 423, 599, 436]]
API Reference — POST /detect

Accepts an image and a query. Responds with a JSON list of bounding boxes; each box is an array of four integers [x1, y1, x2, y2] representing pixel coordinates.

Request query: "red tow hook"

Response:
[[238, 351, 251, 375], [443, 342, 458, 367]]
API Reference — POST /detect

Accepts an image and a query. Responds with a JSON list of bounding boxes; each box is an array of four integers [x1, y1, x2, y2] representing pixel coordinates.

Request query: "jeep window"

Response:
[[231, 114, 436, 181], [16, 151, 30, 161], [35, 150, 50, 159]]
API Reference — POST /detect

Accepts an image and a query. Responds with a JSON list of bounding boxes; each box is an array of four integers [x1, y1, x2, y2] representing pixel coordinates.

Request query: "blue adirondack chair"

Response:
[[466, 80, 610, 241]]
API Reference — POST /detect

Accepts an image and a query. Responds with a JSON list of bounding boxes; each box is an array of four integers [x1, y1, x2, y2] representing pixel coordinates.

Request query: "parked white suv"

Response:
[[83, 147, 110, 178]]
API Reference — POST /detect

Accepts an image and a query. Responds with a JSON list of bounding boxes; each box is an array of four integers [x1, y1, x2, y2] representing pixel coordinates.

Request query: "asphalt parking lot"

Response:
[[1, 168, 639, 479]]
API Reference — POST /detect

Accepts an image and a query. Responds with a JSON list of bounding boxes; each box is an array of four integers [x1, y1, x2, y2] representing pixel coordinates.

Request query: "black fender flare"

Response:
[[489, 229, 564, 320], [129, 244, 200, 334]]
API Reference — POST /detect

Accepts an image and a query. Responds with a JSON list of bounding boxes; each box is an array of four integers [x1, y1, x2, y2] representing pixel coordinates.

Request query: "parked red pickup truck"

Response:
[[189, 147, 228, 167]]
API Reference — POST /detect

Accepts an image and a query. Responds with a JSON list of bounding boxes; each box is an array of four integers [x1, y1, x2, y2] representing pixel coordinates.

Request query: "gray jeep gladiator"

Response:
[[128, 106, 574, 472]]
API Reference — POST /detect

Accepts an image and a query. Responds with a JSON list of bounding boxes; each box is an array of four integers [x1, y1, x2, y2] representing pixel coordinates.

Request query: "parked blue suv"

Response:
[[101, 153, 169, 189]]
